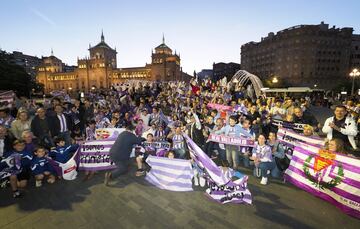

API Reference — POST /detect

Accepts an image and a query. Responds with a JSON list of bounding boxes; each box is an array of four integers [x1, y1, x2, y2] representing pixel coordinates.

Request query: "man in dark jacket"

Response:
[[31, 108, 54, 148], [49, 104, 73, 145], [104, 124, 145, 186], [292, 107, 319, 129], [0, 125, 14, 159], [188, 112, 205, 149]]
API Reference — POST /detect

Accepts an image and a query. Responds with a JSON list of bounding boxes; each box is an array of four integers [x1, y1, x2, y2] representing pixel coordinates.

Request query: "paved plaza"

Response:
[[0, 165, 359, 229], [0, 106, 359, 229]]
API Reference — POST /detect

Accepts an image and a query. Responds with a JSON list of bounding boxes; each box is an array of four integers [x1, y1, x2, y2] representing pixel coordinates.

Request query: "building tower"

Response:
[[151, 35, 181, 81]]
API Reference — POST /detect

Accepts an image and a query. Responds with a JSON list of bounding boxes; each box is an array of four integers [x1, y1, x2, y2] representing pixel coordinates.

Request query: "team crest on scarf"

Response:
[[303, 149, 344, 190]]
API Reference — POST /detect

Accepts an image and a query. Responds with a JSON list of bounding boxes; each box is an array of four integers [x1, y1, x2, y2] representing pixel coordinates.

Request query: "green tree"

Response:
[[0, 50, 40, 97]]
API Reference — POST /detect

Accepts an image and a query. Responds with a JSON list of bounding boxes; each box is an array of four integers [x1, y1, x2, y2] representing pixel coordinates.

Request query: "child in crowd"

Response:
[[192, 159, 206, 187], [31, 146, 56, 187], [135, 119, 145, 136], [154, 125, 166, 142], [49, 136, 79, 164], [85, 120, 96, 141], [240, 119, 255, 168], [251, 134, 274, 185], [135, 133, 156, 177], [215, 116, 253, 170], [165, 150, 176, 159], [168, 126, 187, 159], [3, 140, 33, 198]]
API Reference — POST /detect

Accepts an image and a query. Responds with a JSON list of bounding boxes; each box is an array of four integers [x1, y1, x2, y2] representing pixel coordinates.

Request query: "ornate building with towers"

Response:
[[36, 32, 191, 93]]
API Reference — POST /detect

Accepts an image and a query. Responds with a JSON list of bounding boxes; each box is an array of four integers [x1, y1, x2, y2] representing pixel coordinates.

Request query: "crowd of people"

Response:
[[1, 78, 359, 198]]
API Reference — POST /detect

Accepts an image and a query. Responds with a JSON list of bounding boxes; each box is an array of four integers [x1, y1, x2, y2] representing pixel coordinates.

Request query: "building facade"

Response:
[[197, 69, 213, 81], [37, 33, 191, 93], [11, 51, 42, 79], [213, 62, 241, 81], [241, 22, 354, 89], [350, 34, 360, 70]]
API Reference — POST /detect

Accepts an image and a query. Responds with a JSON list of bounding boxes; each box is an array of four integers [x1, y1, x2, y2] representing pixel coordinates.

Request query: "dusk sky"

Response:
[[1, 0, 359, 74]]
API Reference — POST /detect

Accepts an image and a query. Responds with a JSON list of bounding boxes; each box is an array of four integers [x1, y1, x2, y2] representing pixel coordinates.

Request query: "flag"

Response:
[[77, 140, 117, 171], [145, 156, 193, 192], [285, 144, 360, 219], [277, 127, 325, 159], [184, 134, 252, 204]]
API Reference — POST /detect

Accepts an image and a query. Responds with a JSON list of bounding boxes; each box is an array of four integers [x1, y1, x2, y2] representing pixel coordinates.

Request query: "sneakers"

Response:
[[193, 175, 199, 186], [260, 177, 268, 185], [104, 172, 111, 186], [35, 180, 42, 187], [13, 190, 21, 198], [199, 176, 206, 187], [47, 177, 55, 184], [135, 169, 146, 177]]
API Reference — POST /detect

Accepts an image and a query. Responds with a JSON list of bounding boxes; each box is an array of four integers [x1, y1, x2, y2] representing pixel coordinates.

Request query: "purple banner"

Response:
[[183, 134, 252, 204], [208, 134, 255, 147], [77, 140, 117, 171]]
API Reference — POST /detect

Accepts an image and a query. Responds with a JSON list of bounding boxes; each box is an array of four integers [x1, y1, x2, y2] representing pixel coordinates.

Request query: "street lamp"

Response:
[[272, 76, 278, 84], [350, 68, 360, 95]]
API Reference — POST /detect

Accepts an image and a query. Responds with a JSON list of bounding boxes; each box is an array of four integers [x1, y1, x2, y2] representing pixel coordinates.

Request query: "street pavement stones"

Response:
[[0, 165, 359, 229]]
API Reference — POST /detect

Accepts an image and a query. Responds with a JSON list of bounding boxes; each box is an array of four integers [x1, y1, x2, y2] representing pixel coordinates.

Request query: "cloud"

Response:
[[30, 8, 56, 27]]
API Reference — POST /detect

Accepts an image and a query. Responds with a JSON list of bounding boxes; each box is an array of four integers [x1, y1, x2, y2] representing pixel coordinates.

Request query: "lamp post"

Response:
[[350, 68, 360, 95], [272, 76, 278, 84]]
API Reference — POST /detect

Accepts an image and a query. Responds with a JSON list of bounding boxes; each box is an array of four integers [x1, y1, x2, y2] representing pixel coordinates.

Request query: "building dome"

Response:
[[154, 35, 172, 54]]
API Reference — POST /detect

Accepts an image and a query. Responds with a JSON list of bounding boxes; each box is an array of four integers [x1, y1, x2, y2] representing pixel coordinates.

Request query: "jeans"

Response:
[[271, 164, 282, 178], [204, 141, 214, 157], [111, 160, 129, 179], [258, 161, 276, 178], [240, 154, 250, 168], [225, 145, 239, 168]]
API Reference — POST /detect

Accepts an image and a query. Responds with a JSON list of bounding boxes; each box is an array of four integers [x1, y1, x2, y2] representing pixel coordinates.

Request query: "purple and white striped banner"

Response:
[[277, 127, 325, 159], [184, 134, 252, 204], [75, 128, 124, 171], [77, 140, 117, 171], [145, 155, 193, 192], [285, 144, 360, 218]]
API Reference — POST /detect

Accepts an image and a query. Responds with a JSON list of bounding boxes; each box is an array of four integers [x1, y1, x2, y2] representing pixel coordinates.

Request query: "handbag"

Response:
[[275, 156, 290, 171]]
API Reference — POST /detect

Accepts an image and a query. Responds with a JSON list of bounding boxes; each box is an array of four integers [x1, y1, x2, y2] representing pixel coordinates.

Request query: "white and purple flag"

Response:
[[184, 134, 252, 204], [145, 155, 193, 192], [285, 144, 360, 219], [277, 127, 325, 159], [76, 128, 124, 171], [77, 140, 117, 171]]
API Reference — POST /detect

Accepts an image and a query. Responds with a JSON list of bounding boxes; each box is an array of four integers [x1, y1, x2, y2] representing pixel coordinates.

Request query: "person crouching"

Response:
[[31, 146, 56, 187]]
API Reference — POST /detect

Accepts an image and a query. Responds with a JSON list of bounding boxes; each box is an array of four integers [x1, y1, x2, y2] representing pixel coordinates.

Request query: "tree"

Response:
[[0, 50, 41, 97]]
